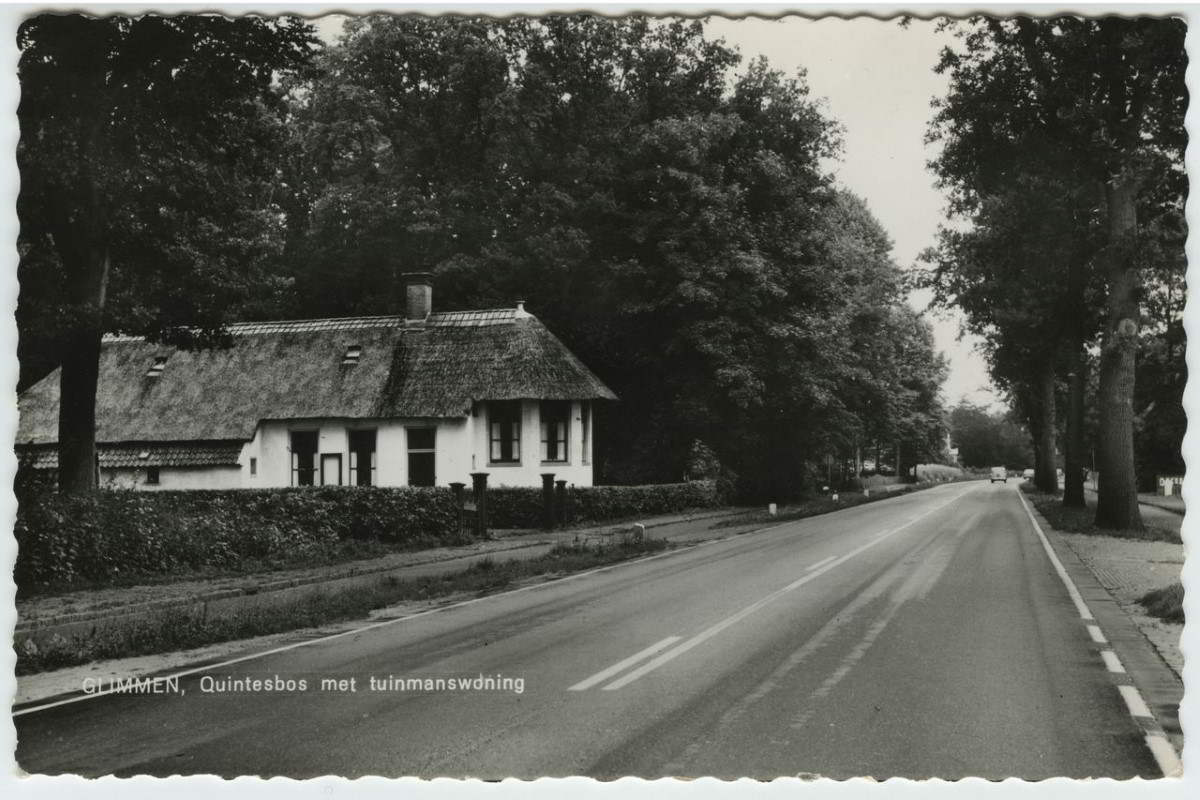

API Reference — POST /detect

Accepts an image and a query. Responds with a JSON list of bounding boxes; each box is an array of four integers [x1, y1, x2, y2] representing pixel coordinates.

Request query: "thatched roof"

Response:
[[17, 309, 617, 446]]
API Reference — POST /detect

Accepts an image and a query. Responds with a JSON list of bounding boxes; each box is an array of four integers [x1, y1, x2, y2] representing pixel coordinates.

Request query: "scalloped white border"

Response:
[[0, 3, 1192, 798]]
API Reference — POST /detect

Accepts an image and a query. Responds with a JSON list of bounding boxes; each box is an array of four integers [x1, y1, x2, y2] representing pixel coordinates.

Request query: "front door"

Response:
[[407, 428, 436, 487], [320, 453, 342, 486]]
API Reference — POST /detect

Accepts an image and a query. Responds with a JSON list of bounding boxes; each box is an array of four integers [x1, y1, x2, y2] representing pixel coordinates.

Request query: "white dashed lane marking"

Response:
[[568, 637, 682, 691]]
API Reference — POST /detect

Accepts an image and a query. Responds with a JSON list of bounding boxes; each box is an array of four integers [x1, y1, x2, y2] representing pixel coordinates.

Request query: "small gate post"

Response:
[[541, 473, 556, 530], [555, 480, 568, 528], [449, 482, 466, 534], [471, 472, 489, 537]]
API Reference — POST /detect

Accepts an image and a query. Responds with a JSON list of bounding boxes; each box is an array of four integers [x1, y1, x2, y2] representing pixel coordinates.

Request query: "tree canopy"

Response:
[[18, 14, 318, 491], [922, 16, 1185, 526]]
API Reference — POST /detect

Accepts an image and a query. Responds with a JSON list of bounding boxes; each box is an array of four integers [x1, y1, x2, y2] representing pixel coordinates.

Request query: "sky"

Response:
[[312, 14, 999, 409]]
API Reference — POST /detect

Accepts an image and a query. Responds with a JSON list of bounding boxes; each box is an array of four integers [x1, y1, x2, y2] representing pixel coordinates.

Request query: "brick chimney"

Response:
[[403, 273, 432, 325]]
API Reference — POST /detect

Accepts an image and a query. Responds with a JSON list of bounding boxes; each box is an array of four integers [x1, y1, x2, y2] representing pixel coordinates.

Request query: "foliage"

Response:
[[15, 487, 463, 593], [1138, 583, 1183, 625], [922, 17, 1185, 525], [947, 401, 1035, 469], [684, 440, 723, 480], [914, 464, 964, 482], [486, 480, 723, 529], [18, 14, 318, 347]]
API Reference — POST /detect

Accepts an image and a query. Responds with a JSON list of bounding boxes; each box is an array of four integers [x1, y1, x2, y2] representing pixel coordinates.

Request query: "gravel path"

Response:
[[1056, 531, 1184, 677]]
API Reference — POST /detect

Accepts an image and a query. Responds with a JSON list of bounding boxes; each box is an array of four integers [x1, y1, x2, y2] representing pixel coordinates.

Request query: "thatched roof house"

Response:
[[17, 275, 616, 490]]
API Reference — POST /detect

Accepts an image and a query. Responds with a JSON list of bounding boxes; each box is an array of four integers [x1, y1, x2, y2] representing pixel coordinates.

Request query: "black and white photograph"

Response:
[[2, 1, 1191, 787]]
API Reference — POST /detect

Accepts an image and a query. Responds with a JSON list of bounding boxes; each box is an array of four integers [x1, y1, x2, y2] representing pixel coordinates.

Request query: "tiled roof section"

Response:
[[427, 309, 517, 327], [101, 309, 517, 341], [19, 308, 617, 445], [19, 442, 244, 469]]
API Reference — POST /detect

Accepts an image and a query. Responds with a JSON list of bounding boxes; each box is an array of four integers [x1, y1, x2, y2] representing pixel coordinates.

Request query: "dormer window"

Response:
[[342, 344, 362, 365], [146, 356, 168, 378]]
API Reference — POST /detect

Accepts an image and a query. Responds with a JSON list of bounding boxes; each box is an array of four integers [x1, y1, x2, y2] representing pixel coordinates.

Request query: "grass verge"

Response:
[[1139, 583, 1184, 624], [23, 537, 448, 599], [1020, 485, 1180, 543], [16, 538, 671, 676], [713, 479, 967, 530]]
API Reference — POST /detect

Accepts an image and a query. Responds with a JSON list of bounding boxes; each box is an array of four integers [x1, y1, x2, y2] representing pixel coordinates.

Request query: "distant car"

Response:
[[1022, 468, 1035, 480], [990, 467, 1008, 483]]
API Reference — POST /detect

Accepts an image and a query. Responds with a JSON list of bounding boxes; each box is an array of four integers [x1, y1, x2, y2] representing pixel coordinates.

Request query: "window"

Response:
[[349, 429, 377, 486], [540, 401, 569, 463], [581, 402, 590, 464], [489, 401, 522, 463], [249, 457, 257, 476], [290, 431, 319, 486], [146, 466, 160, 485], [407, 427, 436, 487]]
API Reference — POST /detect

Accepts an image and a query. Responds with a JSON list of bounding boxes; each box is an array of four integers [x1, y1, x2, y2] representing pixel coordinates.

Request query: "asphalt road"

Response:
[[15, 481, 1161, 779]]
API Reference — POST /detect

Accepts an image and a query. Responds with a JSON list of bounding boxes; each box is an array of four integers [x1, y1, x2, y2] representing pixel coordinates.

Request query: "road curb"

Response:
[[1018, 492, 1184, 774]]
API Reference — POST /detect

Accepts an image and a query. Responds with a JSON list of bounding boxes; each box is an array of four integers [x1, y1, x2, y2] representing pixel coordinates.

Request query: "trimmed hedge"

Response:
[[487, 480, 723, 529], [15, 487, 463, 593]]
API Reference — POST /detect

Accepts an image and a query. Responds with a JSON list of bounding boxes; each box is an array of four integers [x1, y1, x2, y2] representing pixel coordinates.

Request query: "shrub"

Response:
[[486, 480, 723, 529], [1139, 582, 1184, 624], [861, 474, 902, 489], [915, 464, 964, 482], [15, 487, 463, 594], [484, 487, 545, 529]]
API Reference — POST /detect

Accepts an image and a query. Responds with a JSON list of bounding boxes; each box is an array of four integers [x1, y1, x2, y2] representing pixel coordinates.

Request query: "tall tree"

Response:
[[18, 15, 317, 493], [918, 176, 1094, 494], [927, 16, 1185, 527]]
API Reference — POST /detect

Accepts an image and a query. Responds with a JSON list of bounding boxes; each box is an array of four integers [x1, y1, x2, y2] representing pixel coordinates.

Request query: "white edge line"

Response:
[[1145, 735, 1184, 778], [1118, 684, 1154, 719], [1016, 490, 1179, 779], [1015, 490, 1094, 620], [601, 488, 977, 692], [568, 636, 682, 691], [1087, 624, 1108, 644], [805, 555, 837, 572], [1100, 649, 1127, 674]]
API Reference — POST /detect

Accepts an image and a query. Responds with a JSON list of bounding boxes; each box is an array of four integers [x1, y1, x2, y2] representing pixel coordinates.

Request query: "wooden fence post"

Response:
[[471, 472, 488, 537], [541, 473, 556, 531], [555, 479, 568, 528], [449, 482, 466, 535]]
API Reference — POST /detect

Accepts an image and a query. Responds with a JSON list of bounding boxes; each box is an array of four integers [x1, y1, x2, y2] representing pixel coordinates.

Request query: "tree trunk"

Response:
[[1062, 356, 1088, 508], [1032, 360, 1059, 493], [1062, 255, 1088, 509], [53, 242, 109, 495], [1094, 177, 1143, 530], [57, 322, 103, 493]]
